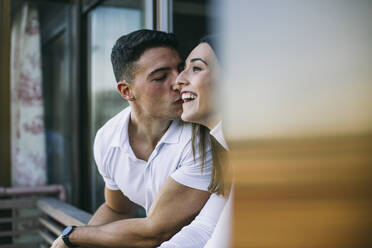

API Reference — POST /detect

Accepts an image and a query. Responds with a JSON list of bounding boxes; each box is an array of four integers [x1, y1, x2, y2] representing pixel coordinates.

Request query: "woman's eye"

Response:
[[153, 74, 167, 81], [192, 66, 202, 72]]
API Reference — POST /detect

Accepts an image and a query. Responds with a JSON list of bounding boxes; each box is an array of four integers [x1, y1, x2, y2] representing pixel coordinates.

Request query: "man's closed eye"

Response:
[[153, 74, 167, 82]]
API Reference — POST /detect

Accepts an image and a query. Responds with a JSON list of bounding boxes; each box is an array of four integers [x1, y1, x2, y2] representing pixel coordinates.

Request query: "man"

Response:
[[51, 30, 212, 248]]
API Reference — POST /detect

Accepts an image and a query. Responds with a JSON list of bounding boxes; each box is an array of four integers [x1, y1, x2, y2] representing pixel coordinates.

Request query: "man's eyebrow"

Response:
[[148, 67, 171, 77], [190, 58, 208, 66]]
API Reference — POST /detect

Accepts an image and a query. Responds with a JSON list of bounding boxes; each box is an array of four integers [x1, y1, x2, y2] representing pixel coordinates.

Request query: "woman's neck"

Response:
[[199, 113, 221, 130]]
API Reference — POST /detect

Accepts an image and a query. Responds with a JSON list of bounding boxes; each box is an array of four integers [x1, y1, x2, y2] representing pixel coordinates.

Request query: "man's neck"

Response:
[[129, 110, 172, 150]]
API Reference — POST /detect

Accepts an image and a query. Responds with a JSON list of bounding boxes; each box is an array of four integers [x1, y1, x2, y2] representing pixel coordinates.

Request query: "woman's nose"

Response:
[[173, 71, 188, 91]]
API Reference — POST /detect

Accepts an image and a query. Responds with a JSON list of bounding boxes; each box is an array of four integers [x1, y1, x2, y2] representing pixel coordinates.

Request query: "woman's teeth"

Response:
[[182, 93, 196, 102]]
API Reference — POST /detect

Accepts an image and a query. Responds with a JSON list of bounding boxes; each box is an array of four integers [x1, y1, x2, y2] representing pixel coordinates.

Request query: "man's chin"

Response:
[[167, 111, 182, 121], [169, 115, 182, 121]]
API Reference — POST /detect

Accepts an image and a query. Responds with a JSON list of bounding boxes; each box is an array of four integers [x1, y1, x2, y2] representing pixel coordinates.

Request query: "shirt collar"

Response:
[[110, 107, 131, 148], [210, 121, 229, 150], [110, 107, 183, 149], [158, 119, 183, 145]]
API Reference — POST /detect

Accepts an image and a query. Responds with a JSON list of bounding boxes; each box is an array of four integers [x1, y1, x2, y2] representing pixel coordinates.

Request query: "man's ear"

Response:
[[117, 81, 135, 101]]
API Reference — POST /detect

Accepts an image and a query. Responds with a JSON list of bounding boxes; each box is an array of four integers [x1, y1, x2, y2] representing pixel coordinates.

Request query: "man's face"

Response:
[[130, 47, 184, 120]]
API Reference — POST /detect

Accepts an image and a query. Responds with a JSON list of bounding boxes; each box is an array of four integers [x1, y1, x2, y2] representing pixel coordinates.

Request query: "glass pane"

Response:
[[43, 32, 72, 194], [88, 2, 144, 211], [173, 0, 216, 59], [39, 2, 74, 203]]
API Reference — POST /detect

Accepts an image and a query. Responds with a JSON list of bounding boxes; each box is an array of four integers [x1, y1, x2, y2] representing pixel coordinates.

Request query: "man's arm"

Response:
[[88, 187, 139, 225], [52, 177, 210, 248]]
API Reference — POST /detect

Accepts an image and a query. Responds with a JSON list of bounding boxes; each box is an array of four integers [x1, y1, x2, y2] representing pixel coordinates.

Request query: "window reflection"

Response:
[[88, 4, 143, 211], [39, 1, 74, 203], [173, 0, 215, 59]]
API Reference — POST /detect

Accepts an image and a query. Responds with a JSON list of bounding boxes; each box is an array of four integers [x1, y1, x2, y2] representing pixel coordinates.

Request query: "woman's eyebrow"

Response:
[[190, 58, 208, 66]]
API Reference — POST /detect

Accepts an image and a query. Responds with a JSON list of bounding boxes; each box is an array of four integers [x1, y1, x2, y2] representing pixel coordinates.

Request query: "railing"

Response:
[[0, 186, 92, 248]]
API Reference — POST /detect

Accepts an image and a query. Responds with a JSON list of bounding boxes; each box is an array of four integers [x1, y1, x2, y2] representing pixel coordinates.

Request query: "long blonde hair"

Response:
[[192, 124, 230, 197], [190, 36, 230, 196]]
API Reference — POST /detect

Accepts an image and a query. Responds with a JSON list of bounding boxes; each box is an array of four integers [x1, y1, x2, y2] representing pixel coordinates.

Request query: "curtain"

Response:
[[11, 3, 46, 187]]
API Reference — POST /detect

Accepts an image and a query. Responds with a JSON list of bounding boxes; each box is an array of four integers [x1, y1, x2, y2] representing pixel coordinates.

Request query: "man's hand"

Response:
[[49, 188, 138, 248], [50, 236, 68, 248]]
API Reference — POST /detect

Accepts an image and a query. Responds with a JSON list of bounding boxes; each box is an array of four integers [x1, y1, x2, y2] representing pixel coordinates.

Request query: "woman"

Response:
[[159, 36, 232, 248]]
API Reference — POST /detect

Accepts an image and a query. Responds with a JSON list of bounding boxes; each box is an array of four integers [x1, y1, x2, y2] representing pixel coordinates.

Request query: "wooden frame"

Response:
[[0, 0, 11, 187], [69, 0, 83, 208]]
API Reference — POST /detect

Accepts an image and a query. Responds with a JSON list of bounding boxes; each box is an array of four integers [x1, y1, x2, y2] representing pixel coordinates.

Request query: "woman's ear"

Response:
[[117, 81, 135, 101]]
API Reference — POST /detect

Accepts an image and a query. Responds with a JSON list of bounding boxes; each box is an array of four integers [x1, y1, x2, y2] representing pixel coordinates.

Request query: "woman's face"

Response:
[[176, 43, 219, 125]]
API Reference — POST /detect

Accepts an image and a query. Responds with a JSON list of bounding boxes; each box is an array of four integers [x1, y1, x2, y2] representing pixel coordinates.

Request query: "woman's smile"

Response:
[[181, 91, 197, 103]]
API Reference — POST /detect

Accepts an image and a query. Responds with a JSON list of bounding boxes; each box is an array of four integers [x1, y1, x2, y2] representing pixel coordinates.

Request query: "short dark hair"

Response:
[[111, 29, 179, 83]]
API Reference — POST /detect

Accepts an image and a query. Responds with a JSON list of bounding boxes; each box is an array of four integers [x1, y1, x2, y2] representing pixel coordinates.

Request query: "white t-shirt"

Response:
[[93, 106, 213, 214], [160, 121, 231, 248]]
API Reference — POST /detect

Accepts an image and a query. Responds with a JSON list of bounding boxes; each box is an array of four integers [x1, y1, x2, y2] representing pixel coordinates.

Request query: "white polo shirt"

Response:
[[93, 106, 212, 214]]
